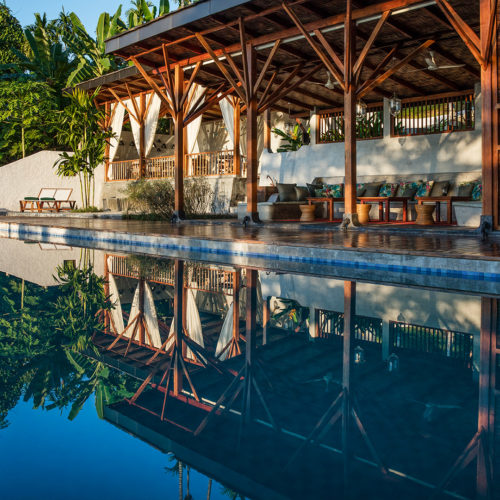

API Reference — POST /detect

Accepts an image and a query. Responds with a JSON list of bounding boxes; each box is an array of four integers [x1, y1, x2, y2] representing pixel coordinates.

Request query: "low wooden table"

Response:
[[415, 196, 471, 224], [357, 197, 409, 223], [306, 197, 344, 222]]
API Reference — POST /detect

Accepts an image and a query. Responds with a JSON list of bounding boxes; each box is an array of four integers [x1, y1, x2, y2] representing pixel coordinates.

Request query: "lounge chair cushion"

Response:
[[363, 183, 382, 197], [356, 183, 366, 196], [378, 183, 398, 197], [416, 181, 434, 197], [277, 183, 297, 202], [295, 186, 310, 201], [396, 181, 419, 198], [325, 183, 343, 198], [24, 197, 38, 201], [457, 181, 475, 197], [306, 182, 323, 197], [430, 180, 450, 197], [472, 183, 482, 201], [40, 197, 55, 201]]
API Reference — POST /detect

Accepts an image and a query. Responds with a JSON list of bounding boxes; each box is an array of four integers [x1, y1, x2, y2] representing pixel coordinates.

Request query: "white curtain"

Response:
[[215, 301, 234, 361], [107, 271, 124, 335], [126, 284, 141, 339], [143, 282, 162, 348], [108, 103, 125, 163], [121, 93, 161, 157], [186, 84, 205, 154], [219, 97, 235, 149], [165, 286, 204, 360]]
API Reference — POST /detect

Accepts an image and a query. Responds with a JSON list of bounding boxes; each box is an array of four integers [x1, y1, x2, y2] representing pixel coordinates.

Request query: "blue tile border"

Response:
[[1, 221, 500, 283]]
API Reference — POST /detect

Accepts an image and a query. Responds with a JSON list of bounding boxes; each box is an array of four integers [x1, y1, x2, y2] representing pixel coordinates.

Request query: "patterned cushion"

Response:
[[378, 183, 399, 197], [430, 181, 450, 197], [325, 183, 343, 198], [472, 183, 482, 201], [315, 188, 326, 197], [356, 183, 366, 197], [396, 181, 419, 198], [306, 182, 323, 197], [277, 183, 297, 202], [416, 181, 434, 197], [295, 186, 310, 202], [457, 181, 475, 197]]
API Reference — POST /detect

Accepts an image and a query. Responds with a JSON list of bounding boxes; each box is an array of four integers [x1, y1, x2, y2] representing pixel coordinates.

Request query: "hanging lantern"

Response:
[[389, 93, 402, 117], [354, 345, 366, 364], [387, 352, 400, 373], [356, 100, 367, 117]]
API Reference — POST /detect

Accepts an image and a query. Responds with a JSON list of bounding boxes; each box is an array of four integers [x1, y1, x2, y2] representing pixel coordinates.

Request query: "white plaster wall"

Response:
[[260, 272, 481, 335], [0, 151, 105, 211]]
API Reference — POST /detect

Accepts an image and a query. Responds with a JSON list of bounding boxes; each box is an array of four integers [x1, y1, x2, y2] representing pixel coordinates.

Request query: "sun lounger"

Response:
[[19, 188, 76, 213]]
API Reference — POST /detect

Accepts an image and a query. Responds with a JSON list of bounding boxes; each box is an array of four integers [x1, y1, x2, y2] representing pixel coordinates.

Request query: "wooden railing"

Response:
[[107, 255, 235, 295], [317, 310, 383, 343], [106, 150, 244, 182], [185, 150, 246, 177], [317, 105, 384, 144], [391, 90, 475, 137]]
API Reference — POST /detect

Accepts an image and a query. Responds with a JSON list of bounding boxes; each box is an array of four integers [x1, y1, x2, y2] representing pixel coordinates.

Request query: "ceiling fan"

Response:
[[408, 50, 465, 72], [312, 71, 341, 89]]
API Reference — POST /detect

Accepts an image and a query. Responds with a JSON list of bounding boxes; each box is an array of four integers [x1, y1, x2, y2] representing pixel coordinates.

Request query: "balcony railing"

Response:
[[391, 90, 475, 137], [107, 150, 245, 182]]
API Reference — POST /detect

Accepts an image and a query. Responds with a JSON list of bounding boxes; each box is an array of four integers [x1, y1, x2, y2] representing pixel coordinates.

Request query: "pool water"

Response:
[[0, 237, 497, 500]]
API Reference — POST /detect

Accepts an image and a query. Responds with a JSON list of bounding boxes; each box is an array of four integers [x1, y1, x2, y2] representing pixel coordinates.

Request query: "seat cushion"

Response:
[[40, 197, 56, 201], [363, 183, 382, 197], [23, 197, 39, 201], [396, 181, 418, 198], [430, 180, 450, 197], [457, 181, 475, 197], [277, 183, 297, 202], [416, 181, 434, 197], [295, 186, 310, 201], [471, 183, 482, 201], [325, 183, 343, 198], [378, 183, 398, 197], [306, 182, 323, 197], [356, 183, 366, 197]]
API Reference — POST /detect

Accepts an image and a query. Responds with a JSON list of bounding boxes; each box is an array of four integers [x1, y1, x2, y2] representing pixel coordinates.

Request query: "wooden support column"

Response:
[[477, 297, 497, 499], [245, 269, 258, 423], [344, 0, 360, 226], [232, 271, 241, 343], [264, 108, 272, 153], [262, 296, 270, 345], [104, 102, 111, 183], [174, 66, 185, 218], [233, 99, 241, 176], [139, 93, 146, 178], [342, 280, 356, 487], [480, 0, 498, 228], [173, 259, 184, 395], [246, 44, 261, 222]]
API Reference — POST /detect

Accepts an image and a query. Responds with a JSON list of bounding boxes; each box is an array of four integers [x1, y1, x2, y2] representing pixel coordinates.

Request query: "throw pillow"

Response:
[[416, 181, 434, 197], [430, 180, 450, 197], [363, 183, 382, 197], [315, 188, 326, 197], [378, 183, 399, 197], [472, 183, 482, 201], [457, 181, 475, 197], [356, 183, 366, 197], [325, 183, 343, 198], [295, 186, 310, 201], [277, 183, 297, 202], [396, 181, 418, 198], [306, 182, 323, 197]]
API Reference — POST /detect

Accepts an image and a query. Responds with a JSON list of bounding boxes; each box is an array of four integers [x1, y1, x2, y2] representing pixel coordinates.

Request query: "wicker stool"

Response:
[[356, 203, 371, 225], [300, 204, 315, 222], [415, 204, 435, 225]]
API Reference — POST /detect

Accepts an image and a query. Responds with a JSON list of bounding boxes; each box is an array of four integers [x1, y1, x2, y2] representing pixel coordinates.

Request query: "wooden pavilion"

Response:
[[79, 0, 498, 226]]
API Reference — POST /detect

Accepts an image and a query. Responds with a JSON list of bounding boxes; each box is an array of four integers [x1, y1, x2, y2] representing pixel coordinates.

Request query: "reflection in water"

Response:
[[0, 240, 497, 499]]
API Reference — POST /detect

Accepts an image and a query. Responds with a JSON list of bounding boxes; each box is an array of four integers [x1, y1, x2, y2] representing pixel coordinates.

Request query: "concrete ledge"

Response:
[[454, 201, 481, 227]]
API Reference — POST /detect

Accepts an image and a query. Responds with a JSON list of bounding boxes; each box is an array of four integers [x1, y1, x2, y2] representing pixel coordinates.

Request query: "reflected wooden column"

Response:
[[264, 109, 272, 153], [174, 66, 185, 218], [477, 297, 497, 499], [343, 280, 356, 488], [139, 93, 146, 178], [173, 259, 184, 395], [246, 43, 261, 223], [343, 0, 360, 227], [245, 268, 258, 423], [263, 296, 271, 345]]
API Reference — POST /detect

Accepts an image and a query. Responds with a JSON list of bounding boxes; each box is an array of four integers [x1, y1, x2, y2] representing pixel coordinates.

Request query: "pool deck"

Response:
[[1, 216, 500, 291]]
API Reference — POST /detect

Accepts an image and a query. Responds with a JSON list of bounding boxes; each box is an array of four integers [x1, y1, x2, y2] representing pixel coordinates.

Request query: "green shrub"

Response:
[[123, 178, 174, 219], [184, 177, 214, 216]]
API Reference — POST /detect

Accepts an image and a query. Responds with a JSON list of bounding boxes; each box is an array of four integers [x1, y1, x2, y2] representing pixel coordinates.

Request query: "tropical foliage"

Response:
[[0, 3, 25, 65], [53, 88, 114, 208], [272, 124, 310, 152]]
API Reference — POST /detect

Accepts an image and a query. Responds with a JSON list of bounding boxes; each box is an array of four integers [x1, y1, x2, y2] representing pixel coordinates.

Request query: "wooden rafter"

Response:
[[484, 0, 498, 65], [253, 39, 281, 94], [162, 44, 175, 107], [436, 0, 484, 67], [184, 85, 235, 126], [313, 29, 344, 74], [358, 39, 435, 98], [282, 2, 345, 90], [108, 87, 140, 124], [257, 71, 278, 108], [259, 64, 301, 109], [179, 61, 202, 109]]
